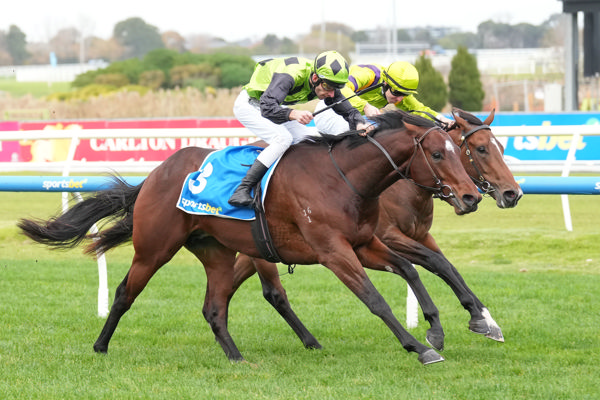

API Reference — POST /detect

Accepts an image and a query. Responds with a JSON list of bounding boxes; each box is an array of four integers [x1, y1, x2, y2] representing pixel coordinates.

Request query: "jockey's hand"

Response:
[[356, 121, 375, 136], [289, 109, 313, 125], [438, 114, 454, 130], [363, 103, 382, 118]]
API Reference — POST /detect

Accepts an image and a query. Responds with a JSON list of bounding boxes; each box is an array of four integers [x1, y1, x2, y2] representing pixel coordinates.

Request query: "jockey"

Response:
[[314, 61, 453, 134], [229, 50, 368, 208]]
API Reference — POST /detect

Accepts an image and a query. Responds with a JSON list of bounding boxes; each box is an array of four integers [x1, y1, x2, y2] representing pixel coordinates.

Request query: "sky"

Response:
[[2, 0, 565, 43]]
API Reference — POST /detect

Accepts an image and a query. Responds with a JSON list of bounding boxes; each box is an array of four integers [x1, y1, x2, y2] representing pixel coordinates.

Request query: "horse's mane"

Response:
[[372, 109, 438, 131], [455, 109, 484, 126], [302, 110, 437, 150]]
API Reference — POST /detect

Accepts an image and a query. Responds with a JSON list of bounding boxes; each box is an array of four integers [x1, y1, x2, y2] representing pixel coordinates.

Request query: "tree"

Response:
[[86, 36, 124, 62], [162, 31, 186, 53], [414, 54, 448, 111], [477, 20, 548, 49], [6, 25, 30, 65], [113, 17, 164, 59], [49, 28, 80, 63], [0, 30, 12, 65], [438, 32, 480, 49], [448, 46, 484, 111]]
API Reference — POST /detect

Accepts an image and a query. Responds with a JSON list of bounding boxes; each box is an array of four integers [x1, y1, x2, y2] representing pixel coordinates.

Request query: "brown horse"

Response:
[[231, 108, 522, 351], [18, 111, 481, 365]]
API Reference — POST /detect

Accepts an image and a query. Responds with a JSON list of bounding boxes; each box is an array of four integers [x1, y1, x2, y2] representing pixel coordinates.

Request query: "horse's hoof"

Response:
[[93, 343, 108, 354], [485, 325, 505, 342], [469, 318, 491, 335], [418, 349, 445, 365], [425, 330, 445, 351], [469, 308, 504, 342], [304, 341, 322, 350]]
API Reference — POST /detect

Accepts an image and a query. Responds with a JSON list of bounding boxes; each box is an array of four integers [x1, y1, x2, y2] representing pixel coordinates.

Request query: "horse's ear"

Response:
[[401, 120, 422, 137], [484, 108, 495, 125], [452, 108, 467, 127]]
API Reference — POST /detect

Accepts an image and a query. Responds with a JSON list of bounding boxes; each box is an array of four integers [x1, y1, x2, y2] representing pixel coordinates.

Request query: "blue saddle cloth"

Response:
[[176, 145, 276, 220]]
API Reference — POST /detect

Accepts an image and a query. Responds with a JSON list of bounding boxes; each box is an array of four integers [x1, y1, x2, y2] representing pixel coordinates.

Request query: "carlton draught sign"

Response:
[[0, 118, 255, 163]]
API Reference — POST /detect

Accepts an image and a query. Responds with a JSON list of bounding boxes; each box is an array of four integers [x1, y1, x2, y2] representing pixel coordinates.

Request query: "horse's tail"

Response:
[[18, 176, 143, 254]]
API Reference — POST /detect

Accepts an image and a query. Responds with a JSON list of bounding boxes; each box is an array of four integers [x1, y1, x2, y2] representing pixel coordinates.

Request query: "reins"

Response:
[[328, 125, 454, 199]]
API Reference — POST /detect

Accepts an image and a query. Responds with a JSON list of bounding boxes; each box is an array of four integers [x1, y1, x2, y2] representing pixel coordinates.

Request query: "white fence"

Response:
[[1, 125, 599, 173]]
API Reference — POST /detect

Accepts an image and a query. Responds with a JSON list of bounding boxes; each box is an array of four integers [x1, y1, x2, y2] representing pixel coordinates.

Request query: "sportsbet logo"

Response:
[[179, 198, 222, 215], [42, 178, 88, 190]]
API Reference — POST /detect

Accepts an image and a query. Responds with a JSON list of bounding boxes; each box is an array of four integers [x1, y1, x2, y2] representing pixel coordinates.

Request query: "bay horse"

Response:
[[231, 108, 523, 351], [18, 111, 481, 365]]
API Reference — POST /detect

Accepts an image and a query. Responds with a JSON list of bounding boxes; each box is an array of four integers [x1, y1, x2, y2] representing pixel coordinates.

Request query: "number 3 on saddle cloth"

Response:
[[176, 145, 283, 263]]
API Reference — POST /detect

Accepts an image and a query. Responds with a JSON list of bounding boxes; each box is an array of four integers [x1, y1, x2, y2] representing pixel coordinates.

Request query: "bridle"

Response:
[[458, 124, 495, 196], [328, 126, 456, 200]]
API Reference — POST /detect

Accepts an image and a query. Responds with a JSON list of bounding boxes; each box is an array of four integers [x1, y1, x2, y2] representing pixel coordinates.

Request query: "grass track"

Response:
[[0, 191, 598, 399]]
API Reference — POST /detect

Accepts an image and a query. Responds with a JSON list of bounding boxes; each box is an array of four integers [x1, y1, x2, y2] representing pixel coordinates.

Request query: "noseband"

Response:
[[459, 124, 495, 195], [328, 126, 455, 199]]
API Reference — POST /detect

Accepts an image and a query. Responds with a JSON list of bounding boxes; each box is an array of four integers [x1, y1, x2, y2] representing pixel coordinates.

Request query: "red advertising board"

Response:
[[1, 119, 253, 163]]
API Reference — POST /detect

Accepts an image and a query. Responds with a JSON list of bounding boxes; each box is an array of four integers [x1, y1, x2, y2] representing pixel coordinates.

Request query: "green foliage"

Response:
[[138, 69, 166, 90], [104, 58, 145, 84], [448, 46, 485, 111], [220, 63, 253, 89], [70, 84, 117, 99], [69, 51, 255, 95], [143, 48, 179, 75], [71, 70, 101, 88], [170, 63, 220, 88], [93, 73, 129, 87], [414, 54, 448, 111], [45, 83, 151, 101]]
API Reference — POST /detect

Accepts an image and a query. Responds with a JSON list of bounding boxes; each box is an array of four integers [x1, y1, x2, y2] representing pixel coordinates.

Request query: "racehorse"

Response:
[[18, 111, 481, 365], [231, 108, 522, 351]]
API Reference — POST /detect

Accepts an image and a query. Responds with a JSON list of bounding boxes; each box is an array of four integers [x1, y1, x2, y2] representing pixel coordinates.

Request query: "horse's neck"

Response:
[[335, 132, 416, 198]]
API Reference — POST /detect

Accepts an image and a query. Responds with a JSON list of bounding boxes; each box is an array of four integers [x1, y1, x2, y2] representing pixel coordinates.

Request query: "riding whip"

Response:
[[312, 83, 383, 116]]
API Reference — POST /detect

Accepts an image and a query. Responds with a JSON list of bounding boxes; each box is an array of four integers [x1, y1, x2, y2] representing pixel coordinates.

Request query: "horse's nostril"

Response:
[[504, 190, 517, 201], [462, 194, 479, 208]]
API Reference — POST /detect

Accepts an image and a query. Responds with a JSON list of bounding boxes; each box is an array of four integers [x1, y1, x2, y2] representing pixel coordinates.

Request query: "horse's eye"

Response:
[[476, 146, 487, 154], [432, 151, 443, 161]]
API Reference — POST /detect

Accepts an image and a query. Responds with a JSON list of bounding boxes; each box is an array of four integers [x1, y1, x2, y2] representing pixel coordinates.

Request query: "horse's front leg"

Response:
[[355, 238, 445, 351], [322, 237, 443, 365], [388, 231, 504, 342], [234, 255, 322, 350]]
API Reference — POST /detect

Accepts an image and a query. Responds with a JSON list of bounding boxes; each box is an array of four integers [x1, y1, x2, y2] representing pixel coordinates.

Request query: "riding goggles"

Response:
[[388, 87, 410, 97], [320, 79, 346, 91]]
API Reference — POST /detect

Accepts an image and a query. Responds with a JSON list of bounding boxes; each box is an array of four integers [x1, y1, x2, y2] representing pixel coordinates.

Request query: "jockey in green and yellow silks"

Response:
[[314, 61, 452, 135], [229, 50, 369, 208]]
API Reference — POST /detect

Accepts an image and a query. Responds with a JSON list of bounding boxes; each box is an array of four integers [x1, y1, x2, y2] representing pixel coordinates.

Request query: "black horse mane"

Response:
[[302, 110, 437, 150]]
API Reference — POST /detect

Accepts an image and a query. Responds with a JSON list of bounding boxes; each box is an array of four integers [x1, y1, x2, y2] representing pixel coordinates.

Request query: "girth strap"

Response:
[[250, 182, 283, 263]]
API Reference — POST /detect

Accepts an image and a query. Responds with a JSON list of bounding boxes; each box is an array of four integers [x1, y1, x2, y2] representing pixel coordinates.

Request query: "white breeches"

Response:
[[234, 90, 319, 167], [313, 99, 351, 135]]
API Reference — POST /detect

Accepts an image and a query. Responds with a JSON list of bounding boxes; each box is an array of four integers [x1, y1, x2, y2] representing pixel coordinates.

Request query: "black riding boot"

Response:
[[228, 160, 268, 208]]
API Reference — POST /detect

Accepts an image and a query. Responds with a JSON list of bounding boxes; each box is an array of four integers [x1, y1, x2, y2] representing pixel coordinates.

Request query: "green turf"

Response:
[[0, 191, 598, 399], [0, 78, 71, 98]]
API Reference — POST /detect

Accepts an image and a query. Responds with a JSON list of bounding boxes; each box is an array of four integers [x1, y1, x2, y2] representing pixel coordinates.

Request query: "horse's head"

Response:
[[448, 108, 523, 208], [372, 111, 482, 215]]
